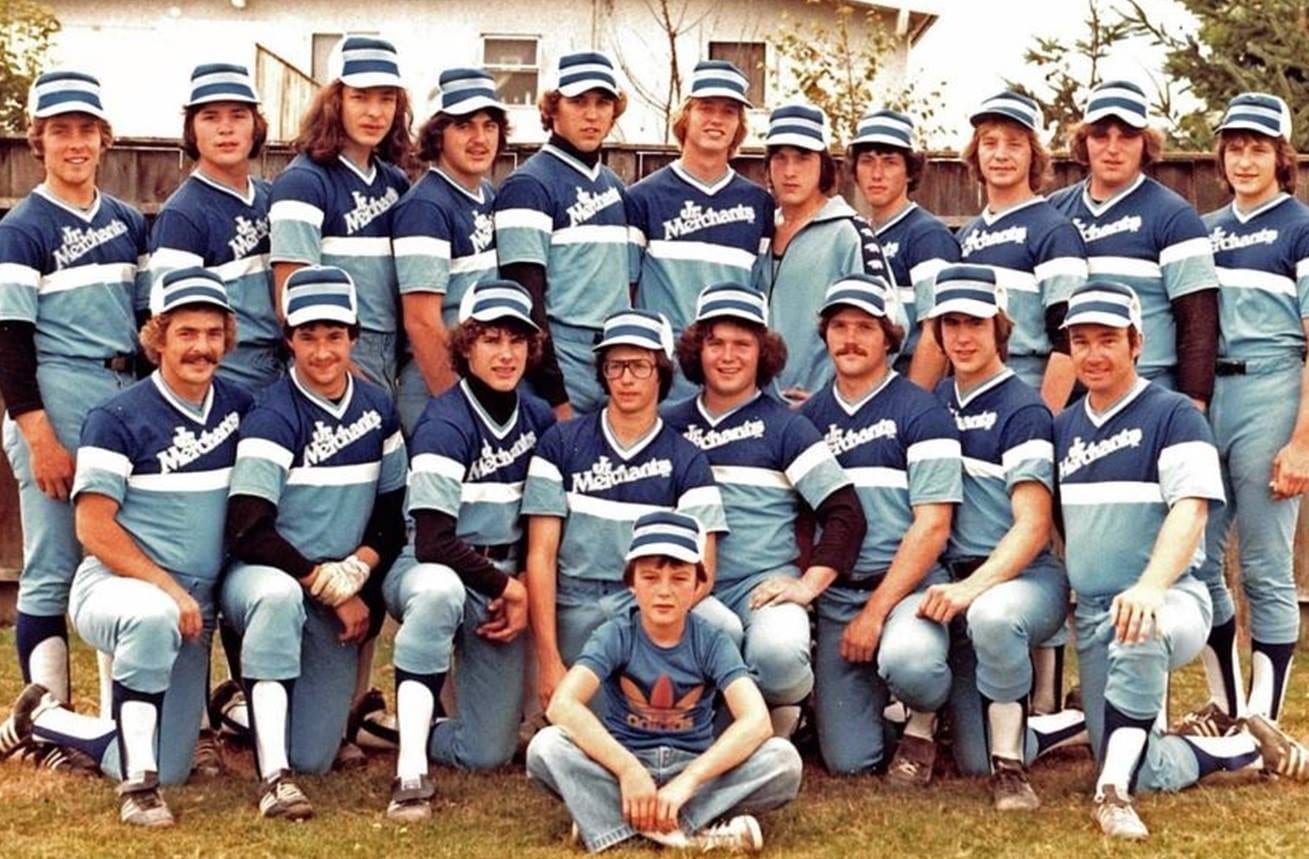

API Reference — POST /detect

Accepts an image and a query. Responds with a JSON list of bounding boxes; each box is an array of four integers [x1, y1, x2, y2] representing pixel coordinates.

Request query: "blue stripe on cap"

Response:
[[695, 281, 768, 325], [1084, 80, 1148, 128], [594, 309, 673, 356], [31, 70, 107, 120], [1217, 92, 1292, 140], [153, 266, 231, 314], [970, 90, 1042, 132], [852, 108, 913, 148], [625, 510, 703, 563], [766, 103, 828, 151], [284, 265, 358, 326], [436, 67, 504, 115], [459, 278, 538, 330], [556, 52, 619, 96], [1062, 280, 1142, 330], [689, 59, 750, 105], [336, 36, 401, 87], [820, 273, 893, 317], [186, 63, 259, 106], [927, 264, 1006, 319]]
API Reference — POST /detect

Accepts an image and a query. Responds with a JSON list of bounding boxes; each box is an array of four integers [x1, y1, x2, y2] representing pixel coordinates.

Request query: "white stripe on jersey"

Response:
[[785, 441, 836, 486], [962, 456, 1006, 479], [1034, 256, 1088, 282], [78, 446, 133, 478], [236, 438, 295, 470], [392, 236, 452, 260], [1087, 256, 1161, 279], [527, 456, 563, 483], [1002, 439, 1055, 472], [41, 263, 135, 295], [1060, 480, 1163, 505], [1216, 266, 1296, 297], [567, 491, 661, 520], [1159, 236, 1213, 266], [495, 208, 553, 233], [552, 224, 629, 246], [128, 468, 233, 492], [711, 464, 789, 489], [846, 466, 909, 490], [270, 200, 325, 227], [462, 481, 525, 504], [285, 461, 382, 486], [646, 240, 757, 270], [450, 250, 498, 274], [321, 236, 392, 257], [907, 437, 962, 463], [411, 453, 466, 481]]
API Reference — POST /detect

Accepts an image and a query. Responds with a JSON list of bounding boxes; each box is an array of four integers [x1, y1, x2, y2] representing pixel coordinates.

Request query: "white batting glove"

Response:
[[309, 561, 346, 606], [339, 554, 370, 595], [311, 556, 371, 606]]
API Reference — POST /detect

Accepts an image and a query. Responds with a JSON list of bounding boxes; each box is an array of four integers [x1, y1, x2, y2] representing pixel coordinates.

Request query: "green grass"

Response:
[[2, 626, 1308, 857]]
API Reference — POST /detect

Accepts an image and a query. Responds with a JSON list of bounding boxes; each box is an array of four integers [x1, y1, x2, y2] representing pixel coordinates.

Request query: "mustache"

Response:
[[835, 346, 868, 356], [182, 352, 219, 365]]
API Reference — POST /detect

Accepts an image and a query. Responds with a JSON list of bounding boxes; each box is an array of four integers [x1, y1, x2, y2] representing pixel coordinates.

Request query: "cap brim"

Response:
[[286, 305, 357, 327], [969, 108, 1036, 131], [592, 334, 662, 354], [185, 93, 260, 107], [558, 81, 620, 98], [441, 95, 506, 116], [850, 132, 911, 149], [765, 132, 826, 151], [1216, 119, 1285, 138], [696, 307, 767, 327], [625, 543, 701, 564], [469, 307, 539, 331], [33, 102, 108, 121], [340, 72, 403, 89], [925, 299, 1001, 320], [820, 298, 886, 318], [1083, 107, 1147, 129], [1061, 310, 1134, 329]]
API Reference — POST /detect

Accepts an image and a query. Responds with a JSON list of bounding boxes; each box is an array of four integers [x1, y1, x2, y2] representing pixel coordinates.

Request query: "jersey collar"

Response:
[[601, 408, 662, 461], [192, 169, 257, 207], [290, 365, 355, 420], [1083, 375, 1148, 428], [694, 389, 761, 427], [981, 195, 1045, 227], [34, 183, 102, 223], [459, 378, 519, 439], [874, 201, 917, 236], [337, 153, 377, 185], [954, 366, 1014, 409], [670, 160, 735, 196], [1079, 173, 1145, 218], [151, 370, 214, 424], [1230, 192, 1291, 224], [833, 369, 897, 417], [432, 167, 487, 205], [542, 143, 602, 183]]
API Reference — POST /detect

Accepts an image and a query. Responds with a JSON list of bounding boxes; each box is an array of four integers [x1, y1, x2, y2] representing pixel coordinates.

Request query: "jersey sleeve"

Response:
[[0, 225, 44, 324], [780, 413, 849, 508], [700, 622, 751, 691], [129, 210, 151, 313], [1294, 221, 1309, 319], [147, 208, 207, 306], [1033, 221, 1088, 307], [574, 616, 626, 682], [904, 401, 963, 506], [675, 447, 728, 534], [269, 167, 327, 266], [391, 196, 453, 295], [72, 408, 136, 504], [406, 415, 471, 517], [624, 187, 649, 284], [520, 423, 569, 518], [1158, 203, 1218, 300], [378, 404, 407, 495], [1000, 402, 1056, 494], [1157, 400, 1225, 508], [908, 223, 961, 321], [493, 174, 553, 267], [229, 407, 298, 505]]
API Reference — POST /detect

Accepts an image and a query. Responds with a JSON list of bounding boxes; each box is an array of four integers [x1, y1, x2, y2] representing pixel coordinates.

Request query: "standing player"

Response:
[[5, 269, 250, 826], [956, 91, 1087, 411], [526, 511, 803, 854], [150, 62, 280, 390], [1185, 94, 1309, 734], [762, 104, 891, 404], [665, 282, 865, 735], [0, 70, 146, 743], [799, 274, 964, 781], [626, 59, 773, 401], [269, 35, 412, 393], [382, 279, 554, 821], [494, 52, 630, 415], [1055, 280, 1309, 840], [220, 266, 406, 819], [914, 264, 1068, 807], [522, 309, 735, 712], [848, 108, 960, 388], [1049, 80, 1218, 408], [392, 67, 506, 434]]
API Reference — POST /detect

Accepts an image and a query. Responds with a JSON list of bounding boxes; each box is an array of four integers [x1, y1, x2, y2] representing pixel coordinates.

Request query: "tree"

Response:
[[0, 0, 59, 133], [608, 0, 711, 143]]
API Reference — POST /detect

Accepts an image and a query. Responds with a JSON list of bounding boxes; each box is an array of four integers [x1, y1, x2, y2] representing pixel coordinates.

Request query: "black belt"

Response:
[[1215, 359, 1246, 376], [103, 354, 133, 372], [472, 543, 513, 562], [948, 558, 986, 582], [836, 571, 886, 591]]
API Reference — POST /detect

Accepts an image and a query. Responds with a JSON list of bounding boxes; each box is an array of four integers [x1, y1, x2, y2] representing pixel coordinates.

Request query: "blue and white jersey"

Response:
[[493, 144, 630, 331], [802, 372, 962, 577], [762, 195, 894, 396], [0, 185, 148, 360], [228, 369, 406, 561], [1054, 379, 1224, 598], [956, 197, 1087, 359], [72, 373, 251, 580], [626, 163, 773, 336], [876, 202, 961, 359], [1203, 194, 1309, 362], [149, 173, 277, 353], [935, 368, 1054, 561], [577, 612, 749, 754], [407, 379, 556, 547], [663, 391, 848, 582], [1050, 175, 1217, 378], [391, 168, 497, 330], [521, 410, 727, 583], [269, 153, 409, 333]]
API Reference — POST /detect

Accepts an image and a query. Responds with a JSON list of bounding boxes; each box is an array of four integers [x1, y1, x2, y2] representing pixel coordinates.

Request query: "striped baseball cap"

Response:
[[625, 510, 704, 564], [1217, 92, 1293, 141], [1083, 80, 1148, 129], [694, 282, 768, 327], [970, 90, 1043, 133], [766, 104, 829, 151], [330, 35, 402, 89], [1061, 280, 1142, 331], [185, 63, 259, 107], [555, 51, 620, 97], [688, 59, 751, 106], [820, 273, 896, 319], [29, 70, 107, 120], [151, 267, 232, 315], [852, 108, 914, 150], [457, 278, 538, 330], [284, 266, 358, 327], [926, 264, 1008, 320], [593, 309, 675, 359], [433, 67, 504, 117]]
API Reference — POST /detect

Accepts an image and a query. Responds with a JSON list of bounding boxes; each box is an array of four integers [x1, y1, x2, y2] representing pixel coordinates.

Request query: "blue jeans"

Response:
[[394, 357, 430, 438], [550, 323, 604, 414], [714, 570, 812, 705], [353, 329, 398, 397], [526, 725, 802, 852], [216, 342, 283, 392]]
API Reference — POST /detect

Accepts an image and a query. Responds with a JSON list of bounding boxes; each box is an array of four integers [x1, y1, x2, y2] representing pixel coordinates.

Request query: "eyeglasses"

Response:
[[602, 358, 656, 379]]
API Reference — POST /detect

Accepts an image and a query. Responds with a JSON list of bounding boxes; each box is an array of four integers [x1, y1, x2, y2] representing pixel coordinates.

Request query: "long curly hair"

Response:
[[294, 80, 415, 171]]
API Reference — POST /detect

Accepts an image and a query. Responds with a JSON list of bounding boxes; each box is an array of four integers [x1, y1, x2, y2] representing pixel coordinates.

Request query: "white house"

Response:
[[42, 0, 941, 144]]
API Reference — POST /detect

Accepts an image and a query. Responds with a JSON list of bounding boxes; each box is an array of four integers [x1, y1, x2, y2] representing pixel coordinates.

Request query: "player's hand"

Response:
[[749, 576, 818, 610], [654, 774, 696, 833], [1270, 437, 1309, 500], [1110, 582, 1165, 644], [24, 421, 75, 501], [840, 609, 884, 663], [477, 577, 529, 643], [781, 386, 811, 408], [619, 764, 659, 832], [334, 595, 370, 644], [918, 580, 983, 624], [170, 588, 204, 640], [538, 655, 568, 711]]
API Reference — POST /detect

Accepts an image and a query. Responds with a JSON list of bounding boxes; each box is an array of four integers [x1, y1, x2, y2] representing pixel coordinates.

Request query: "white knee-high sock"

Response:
[[29, 636, 70, 704], [97, 651, 114, 719], [1029, 709, 1089, 758], [986, 699, 1026, 763], [903, 710, 937, 742], [396, 680, 435, 783], [249, 680, 290, 780], [117, 700, 159, 781]]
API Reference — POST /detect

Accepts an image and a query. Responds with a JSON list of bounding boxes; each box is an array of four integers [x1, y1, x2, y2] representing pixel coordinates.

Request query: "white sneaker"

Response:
[[258, 770, 314, 821], [2, 683, 59, 760], [386, 775, 435, 823], [688, 815, 763, 853], [118, 773, 175, 828], [1093, 785, 1148, 840]]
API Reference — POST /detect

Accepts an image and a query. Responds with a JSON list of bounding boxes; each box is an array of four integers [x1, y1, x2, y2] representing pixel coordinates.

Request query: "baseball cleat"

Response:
[[118, 772, 175, 828], [190, 728, 223, 779], [1173, 702, 1239, 738], [991, 757, 1040, 811], [688, 815, 763, 853], [386, 775, 435, 823], [29, 742, 100, 777], [258, 769, 314, 821], [1244, 714, 1309, 781], [351, 687, 399, 751], [2, 683, 53, 760], [1093, 786, 1148, 840], [208, 679, 251, 746], [886, 735, 936, 789]]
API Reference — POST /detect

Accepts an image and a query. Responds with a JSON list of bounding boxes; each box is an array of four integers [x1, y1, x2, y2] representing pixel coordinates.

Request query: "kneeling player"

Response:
[[526, 511, 802, 853], [6, 269, 250, 826], [1056, 281, 1309, 840], [382, 279, 555, 821], [220, 266, 406, 819]]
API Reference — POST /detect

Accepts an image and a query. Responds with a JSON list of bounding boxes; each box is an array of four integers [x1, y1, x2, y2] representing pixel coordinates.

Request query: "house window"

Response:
[[483, 36, 539, 107], [708, 41, 765, 105]]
